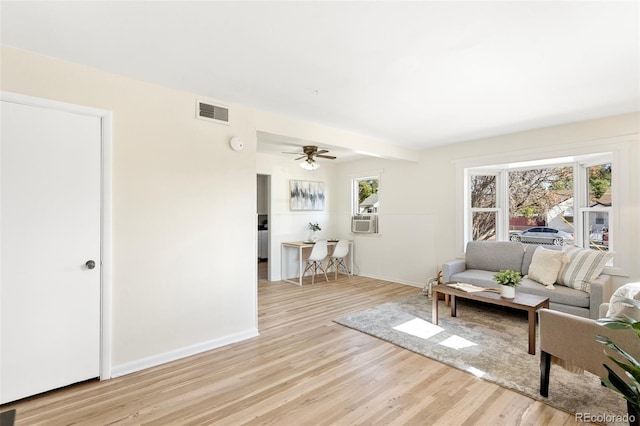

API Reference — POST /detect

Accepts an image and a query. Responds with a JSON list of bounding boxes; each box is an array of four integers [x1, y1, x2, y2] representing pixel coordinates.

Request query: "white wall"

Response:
[[1, 47, 261, 372], [339, 114, 640, 291], [329, 158, 440, 286], [446, 116, 640, 290], [3, 45, 638, 378], [0, 45, 394, 374]]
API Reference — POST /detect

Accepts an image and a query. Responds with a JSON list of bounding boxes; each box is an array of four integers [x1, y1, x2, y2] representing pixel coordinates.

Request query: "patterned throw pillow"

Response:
[[526, 246, 568, 287], [557, 245, 614, 292]]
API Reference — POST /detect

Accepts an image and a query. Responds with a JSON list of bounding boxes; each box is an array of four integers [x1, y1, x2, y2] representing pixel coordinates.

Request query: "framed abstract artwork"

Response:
[[290, 180, 325, 210]]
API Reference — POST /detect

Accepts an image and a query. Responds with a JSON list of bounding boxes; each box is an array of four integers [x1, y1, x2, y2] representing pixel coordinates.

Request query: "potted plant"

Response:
[[307, 222, 321, 242], [493, 269, 522, 298], [596, 297, 640, 426]]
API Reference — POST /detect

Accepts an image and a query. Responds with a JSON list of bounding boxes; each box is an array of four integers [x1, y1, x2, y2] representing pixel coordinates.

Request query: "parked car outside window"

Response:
[[509, 227, 574, 246]]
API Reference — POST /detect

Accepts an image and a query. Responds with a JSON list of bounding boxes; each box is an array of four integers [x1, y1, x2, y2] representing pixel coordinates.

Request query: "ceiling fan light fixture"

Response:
[[300, 159, 318, 170]]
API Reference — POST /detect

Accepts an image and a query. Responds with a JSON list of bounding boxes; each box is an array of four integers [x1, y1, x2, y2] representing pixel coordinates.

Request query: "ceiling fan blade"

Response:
[[283, 145, 334, 161]]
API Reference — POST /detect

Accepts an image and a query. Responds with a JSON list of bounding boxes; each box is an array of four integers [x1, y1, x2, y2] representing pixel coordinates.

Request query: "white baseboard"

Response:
[[110, 328, 259, 378], [356, 273, 424, 288]]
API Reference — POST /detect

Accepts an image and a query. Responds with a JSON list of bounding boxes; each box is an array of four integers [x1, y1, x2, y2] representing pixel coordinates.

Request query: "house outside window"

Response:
[[465, 155, 613, 257], [353, 176, 379, 214], [580, 163, 612, 250], [508, 165, 574, 243]]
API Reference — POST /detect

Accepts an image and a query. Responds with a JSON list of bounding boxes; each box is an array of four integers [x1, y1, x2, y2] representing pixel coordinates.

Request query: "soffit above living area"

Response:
[[256, 132, 366, 164], [1, 1, 638, 151]]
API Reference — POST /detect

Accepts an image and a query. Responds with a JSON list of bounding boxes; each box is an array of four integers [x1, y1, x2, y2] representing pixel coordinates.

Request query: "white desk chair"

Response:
[[303, 240, 329, 284], [327, 239, 350, 280]]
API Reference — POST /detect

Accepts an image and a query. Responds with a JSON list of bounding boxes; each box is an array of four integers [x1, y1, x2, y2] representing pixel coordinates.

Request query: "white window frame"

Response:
[[351, 174, 380, 216], [466, 171, 504, 242], [575, 158, 613, 254], [463, 153, 613, 256]]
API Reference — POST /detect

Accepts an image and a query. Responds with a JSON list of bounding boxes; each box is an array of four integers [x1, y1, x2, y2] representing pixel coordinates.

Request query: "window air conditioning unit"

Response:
[[351, 215, 378, 233]]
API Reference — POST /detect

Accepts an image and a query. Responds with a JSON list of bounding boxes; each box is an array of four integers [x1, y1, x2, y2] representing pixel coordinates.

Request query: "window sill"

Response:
[[602, 266, 628, 278]]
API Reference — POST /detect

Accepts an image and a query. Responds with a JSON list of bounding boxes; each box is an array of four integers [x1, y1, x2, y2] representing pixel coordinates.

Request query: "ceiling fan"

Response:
[[284, 145, 336, 170]]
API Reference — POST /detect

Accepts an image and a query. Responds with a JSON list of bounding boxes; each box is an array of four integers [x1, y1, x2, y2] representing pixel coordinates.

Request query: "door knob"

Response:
[[85, 260, 96, 269]]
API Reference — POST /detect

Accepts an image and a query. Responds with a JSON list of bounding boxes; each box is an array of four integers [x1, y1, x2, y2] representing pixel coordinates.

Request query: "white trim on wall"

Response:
[[111, 328, 259, 378]]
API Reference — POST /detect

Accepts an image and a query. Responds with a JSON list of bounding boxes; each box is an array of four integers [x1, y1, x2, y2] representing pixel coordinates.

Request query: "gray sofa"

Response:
[[442, 241, 611, 319]]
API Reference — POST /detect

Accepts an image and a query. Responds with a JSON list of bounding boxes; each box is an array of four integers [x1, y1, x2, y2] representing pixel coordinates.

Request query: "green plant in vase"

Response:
[[493, 269, 521, 298], [307, 222, 321, 242]]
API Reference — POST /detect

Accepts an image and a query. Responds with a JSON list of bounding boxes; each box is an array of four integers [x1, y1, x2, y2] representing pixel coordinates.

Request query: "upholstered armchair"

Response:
[[539, 307, 638, 395]]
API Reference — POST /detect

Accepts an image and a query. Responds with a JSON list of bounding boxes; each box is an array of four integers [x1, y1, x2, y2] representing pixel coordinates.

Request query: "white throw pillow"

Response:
[[606, 282, 640, 320], [526, 246, 568, 287], [557, 245, 614, 292]]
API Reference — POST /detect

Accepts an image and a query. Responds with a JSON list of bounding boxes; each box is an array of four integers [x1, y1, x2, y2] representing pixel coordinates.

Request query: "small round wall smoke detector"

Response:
[[229, 136, 244, 151]]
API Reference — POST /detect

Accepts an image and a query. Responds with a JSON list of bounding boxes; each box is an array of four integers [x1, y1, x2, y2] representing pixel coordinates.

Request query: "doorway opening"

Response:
[[257, 173, 270, 281]]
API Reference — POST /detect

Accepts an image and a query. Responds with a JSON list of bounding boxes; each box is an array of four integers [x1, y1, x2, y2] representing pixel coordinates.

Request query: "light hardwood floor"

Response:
[[2, 266, 586, 425]]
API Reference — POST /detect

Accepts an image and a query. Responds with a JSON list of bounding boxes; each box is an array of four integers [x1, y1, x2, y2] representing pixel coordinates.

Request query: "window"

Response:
[[352, 174, 380, 234], [508, 165, 574, 244], [465, 155, 613, 256], [353, 176, 379, 214], [469, 174, 499, 241], [580, 162, 612, 250]]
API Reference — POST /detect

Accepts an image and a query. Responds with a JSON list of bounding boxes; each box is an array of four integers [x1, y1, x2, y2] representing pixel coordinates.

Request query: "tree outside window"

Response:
[[588, 164, 612, 203], [508, 167, 573, 235], [354, 177, 379, 214], [466, 158, 613, 254], [583, 163, 612, 250], [470, 175, 498, 241]]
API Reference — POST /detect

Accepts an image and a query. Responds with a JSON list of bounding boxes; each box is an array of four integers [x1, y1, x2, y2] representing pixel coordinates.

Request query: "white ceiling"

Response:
[[2, 1, 638, 157]]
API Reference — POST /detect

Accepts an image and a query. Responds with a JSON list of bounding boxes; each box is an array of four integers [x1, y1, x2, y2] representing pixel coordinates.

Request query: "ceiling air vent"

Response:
[[196, 100, 230, 125]]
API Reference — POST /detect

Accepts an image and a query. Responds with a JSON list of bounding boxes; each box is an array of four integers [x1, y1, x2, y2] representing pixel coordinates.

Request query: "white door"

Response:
[[0, 100, 102, 404]]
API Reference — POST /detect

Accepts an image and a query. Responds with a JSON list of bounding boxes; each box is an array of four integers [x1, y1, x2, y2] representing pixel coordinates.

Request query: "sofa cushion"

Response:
[[526, 246, 568, 287], [557, 245, 613, 292], [465, 241, 525, 273], [519, 278, 590, 308]]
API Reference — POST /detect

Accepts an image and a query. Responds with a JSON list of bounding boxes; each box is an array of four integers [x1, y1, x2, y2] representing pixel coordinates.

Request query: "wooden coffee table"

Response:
[[432, 284, 550, 355]]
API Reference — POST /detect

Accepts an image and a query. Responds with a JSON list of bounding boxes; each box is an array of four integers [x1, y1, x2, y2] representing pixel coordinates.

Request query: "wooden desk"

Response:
[[281, 241, 353, 286]]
